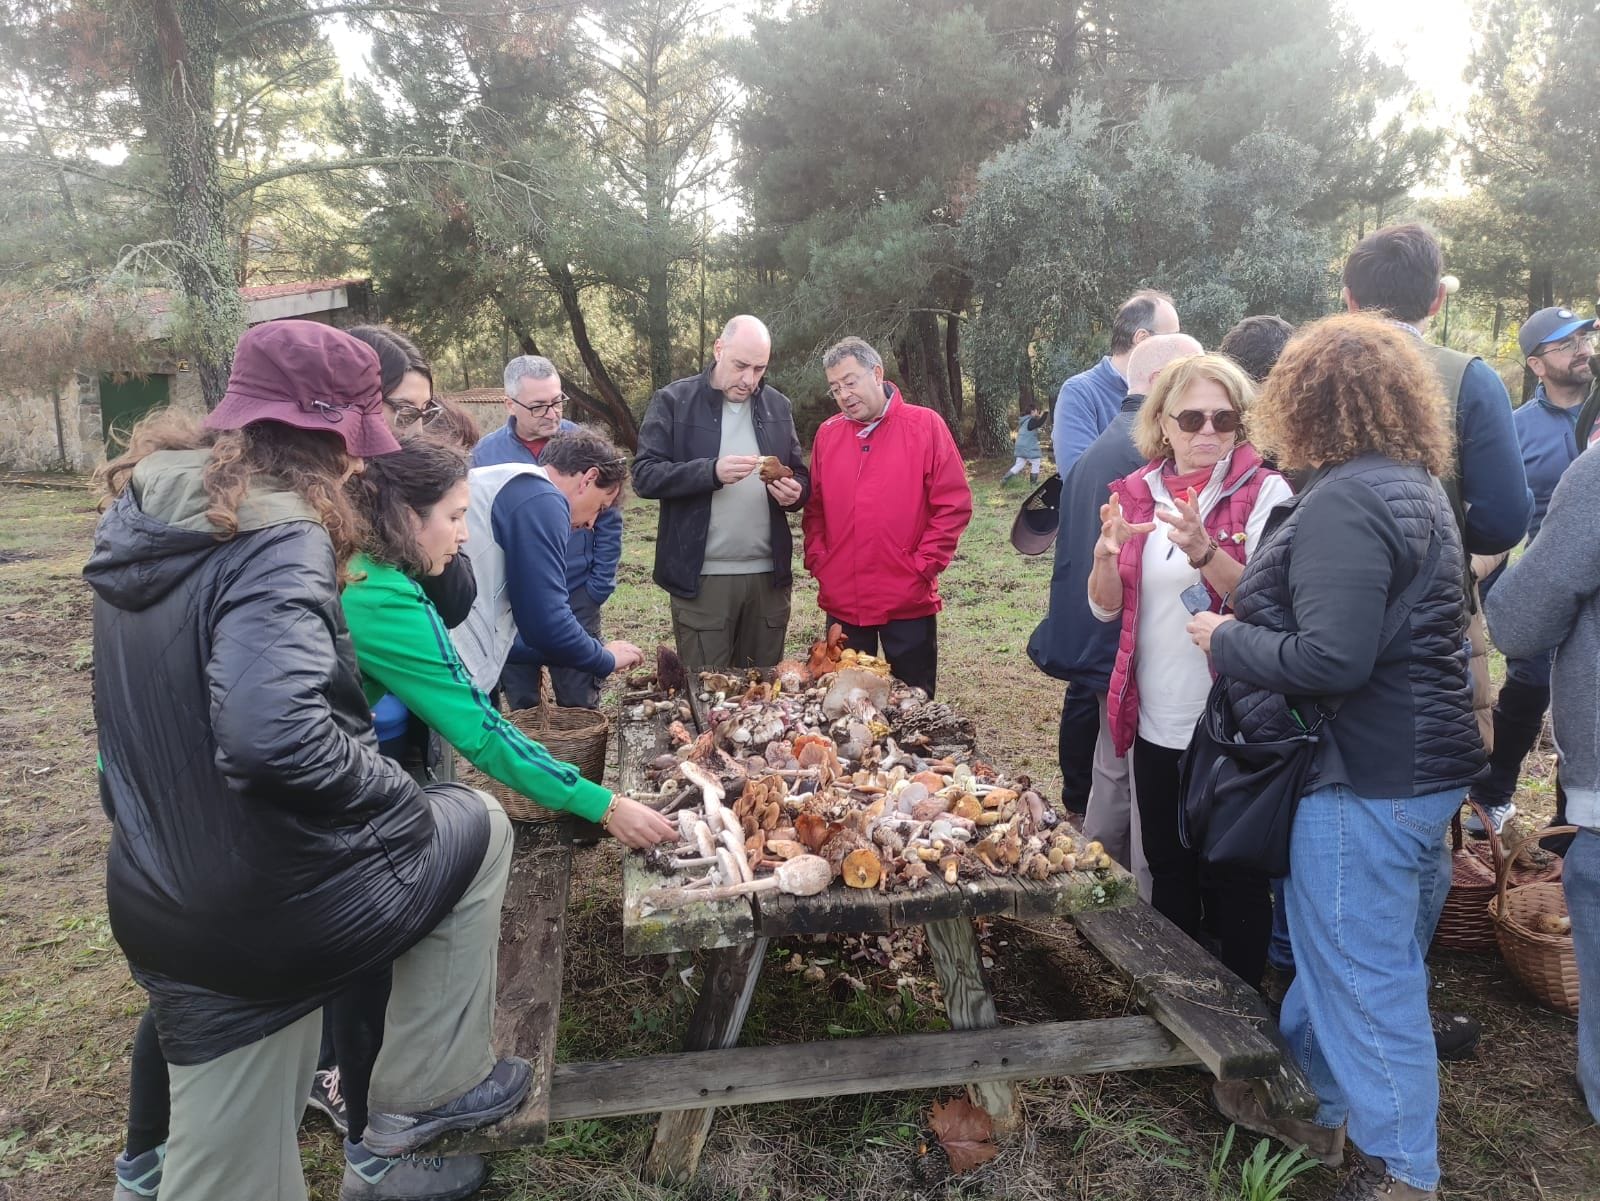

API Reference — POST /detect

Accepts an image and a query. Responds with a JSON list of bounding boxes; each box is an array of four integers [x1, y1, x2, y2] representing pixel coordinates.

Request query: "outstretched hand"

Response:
[[605, 797, 678, 848], [1155, 490, 1210, 560], [1095, 492, 1156, 560]]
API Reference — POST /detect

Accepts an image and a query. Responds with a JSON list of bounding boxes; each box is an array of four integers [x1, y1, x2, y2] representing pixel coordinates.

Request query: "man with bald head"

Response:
[[1029, 333, 1203, 895], [634, 315, 811, 670]]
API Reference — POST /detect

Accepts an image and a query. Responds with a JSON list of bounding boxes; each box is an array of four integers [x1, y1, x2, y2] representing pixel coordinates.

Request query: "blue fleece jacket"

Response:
[[472, 416, 623, 603], [1051, 357, 1127, 472], [489, 473, 615, 678], [1512, 383, 1581, 543]]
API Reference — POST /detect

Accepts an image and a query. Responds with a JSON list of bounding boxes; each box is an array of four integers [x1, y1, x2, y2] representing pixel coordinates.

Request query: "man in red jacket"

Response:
[[802, 336, 973, 695]]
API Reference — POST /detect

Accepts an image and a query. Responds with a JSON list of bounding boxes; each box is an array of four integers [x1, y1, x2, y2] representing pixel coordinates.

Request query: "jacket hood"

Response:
[[84, 449, 320, 612]]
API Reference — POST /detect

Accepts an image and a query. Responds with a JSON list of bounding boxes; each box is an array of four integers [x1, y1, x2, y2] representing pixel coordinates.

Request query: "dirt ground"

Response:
[[0, 473, 1595, 1201]]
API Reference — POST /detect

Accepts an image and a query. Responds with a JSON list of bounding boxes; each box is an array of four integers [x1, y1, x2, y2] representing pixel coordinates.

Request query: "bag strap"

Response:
[[1306, 525, 1444, 723]]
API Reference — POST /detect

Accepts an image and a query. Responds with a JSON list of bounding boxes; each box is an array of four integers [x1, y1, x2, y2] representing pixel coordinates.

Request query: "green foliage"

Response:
[[1207, 1126, 1317, 1201]]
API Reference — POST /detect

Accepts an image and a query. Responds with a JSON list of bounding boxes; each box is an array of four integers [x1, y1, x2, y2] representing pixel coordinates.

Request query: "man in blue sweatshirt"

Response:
[[1473, 306, 1598, 833], [474, 355, 628, 709]]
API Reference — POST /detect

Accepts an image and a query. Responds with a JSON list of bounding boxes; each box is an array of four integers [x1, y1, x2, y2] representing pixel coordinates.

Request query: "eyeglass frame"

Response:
[[383, 396, 444, 428], [1531, 330, 1598, 360], [1167, 407, 1242, 434], [507, 392, 569, 417]]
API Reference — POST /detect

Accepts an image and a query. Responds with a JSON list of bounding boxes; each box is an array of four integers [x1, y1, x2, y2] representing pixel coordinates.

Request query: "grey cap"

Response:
[[1518, 306, 1598, 358]]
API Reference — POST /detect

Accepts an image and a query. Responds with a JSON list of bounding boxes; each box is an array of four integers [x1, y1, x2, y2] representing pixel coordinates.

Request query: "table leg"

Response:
[[641, 936, 770, 1184], [925, 917, 1021, 1131]]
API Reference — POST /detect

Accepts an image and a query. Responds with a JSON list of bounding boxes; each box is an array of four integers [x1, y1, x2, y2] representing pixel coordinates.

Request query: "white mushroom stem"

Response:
[[719, 827, 752, 882], [641, 854, 833, 910]]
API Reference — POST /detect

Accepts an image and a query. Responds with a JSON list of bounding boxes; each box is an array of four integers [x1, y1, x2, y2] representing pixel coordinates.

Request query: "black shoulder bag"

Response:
[[1178, 528, 1442, 877]]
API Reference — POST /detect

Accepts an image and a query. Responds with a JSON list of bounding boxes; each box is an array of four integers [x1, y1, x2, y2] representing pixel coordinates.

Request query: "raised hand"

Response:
[[1095, 492, 1156, 560], [716, 455, 761, 485], [1155, 488, 1210, 561]]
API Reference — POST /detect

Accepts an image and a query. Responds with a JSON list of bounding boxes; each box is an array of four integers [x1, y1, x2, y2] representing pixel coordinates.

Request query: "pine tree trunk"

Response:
[[971, 382, 1010, 457], [944, 312, 965, 428], [545, 263, 641, 449], [132, 0, 242, 409], [896, 312, 956, 430]]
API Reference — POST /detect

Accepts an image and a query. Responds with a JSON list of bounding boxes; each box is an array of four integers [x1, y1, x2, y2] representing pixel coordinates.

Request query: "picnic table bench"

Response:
[[438, 696, 1315, 1183]]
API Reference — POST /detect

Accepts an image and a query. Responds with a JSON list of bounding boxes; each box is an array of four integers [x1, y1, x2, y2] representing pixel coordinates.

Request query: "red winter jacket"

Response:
[[802, 385, 974, 626], [1106, 444, 1276, 756]]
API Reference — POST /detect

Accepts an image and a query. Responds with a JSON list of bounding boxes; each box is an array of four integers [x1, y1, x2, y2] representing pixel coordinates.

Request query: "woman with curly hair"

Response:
[[1188, 314, 1481, 1201], [90, 321, 530, 1201], [1088, 353, 1291, 982]]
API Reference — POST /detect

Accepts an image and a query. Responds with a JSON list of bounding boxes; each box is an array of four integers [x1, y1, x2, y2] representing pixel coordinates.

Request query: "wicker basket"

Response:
[[1488, 825, 1581, 1016], [1434, 801, 1562, 953], [463, 673, 610, 824]]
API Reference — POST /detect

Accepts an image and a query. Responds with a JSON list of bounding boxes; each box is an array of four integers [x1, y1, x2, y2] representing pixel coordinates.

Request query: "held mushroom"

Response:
[[640, 853, 834, 910]]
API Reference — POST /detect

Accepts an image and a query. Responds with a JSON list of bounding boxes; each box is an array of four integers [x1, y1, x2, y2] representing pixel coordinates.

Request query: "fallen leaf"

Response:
[[929, 1096, 999, 1174]]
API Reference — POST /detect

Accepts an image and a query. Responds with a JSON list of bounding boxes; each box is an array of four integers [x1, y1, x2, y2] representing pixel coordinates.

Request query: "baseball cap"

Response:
[[204, 320, 403, 458], [1518, 306, 1598, 359], [1010, 474, 1062, 556]]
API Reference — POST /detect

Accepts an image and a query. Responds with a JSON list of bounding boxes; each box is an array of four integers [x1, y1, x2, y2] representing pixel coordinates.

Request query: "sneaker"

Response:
[[1463, 801, 1515, 836], [112, 1143, 164, 1200], [362, 1057, 531, 1158], [1432, 1010, 1481, 1061], [1211, 1079, 1345, 1168], [308, 1066, 351, 1137], [340, 1139, 487, 1201]]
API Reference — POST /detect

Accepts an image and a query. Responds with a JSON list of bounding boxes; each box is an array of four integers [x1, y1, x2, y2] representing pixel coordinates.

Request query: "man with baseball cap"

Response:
[[1473, 307, 1600, 836]]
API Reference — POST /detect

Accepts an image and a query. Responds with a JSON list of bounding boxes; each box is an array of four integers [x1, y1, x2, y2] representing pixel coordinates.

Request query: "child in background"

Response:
[[1003, 402, 1047, 485]]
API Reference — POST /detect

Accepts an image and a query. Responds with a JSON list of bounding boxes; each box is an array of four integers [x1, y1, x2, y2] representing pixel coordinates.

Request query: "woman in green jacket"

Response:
[[345, 432, 675, 845]]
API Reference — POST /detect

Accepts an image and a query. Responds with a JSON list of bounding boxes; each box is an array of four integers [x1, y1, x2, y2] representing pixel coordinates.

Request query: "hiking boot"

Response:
[[1211, 1079, 1344, 1168], [308, 1066, 351, 1137], [340, 1139, 488, 1201], [1432, 1010, 1481, 1061], [1329, 1153, 1436, 1200], [1464, 801, 1515, 836], [1261, 963, 1296, 1010], [362, 1057, 531, 1157], [112, 1143, 164, 1200]]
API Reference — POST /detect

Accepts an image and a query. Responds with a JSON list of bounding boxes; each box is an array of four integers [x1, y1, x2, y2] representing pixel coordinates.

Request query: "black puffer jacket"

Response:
[[1210, 454, 1484, 798], [632, 365, 811, 599], [86, 450, 488, 1064]]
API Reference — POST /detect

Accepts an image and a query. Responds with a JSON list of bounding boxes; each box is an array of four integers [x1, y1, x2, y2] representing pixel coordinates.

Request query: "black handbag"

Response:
[[1178, 528, 1443, 876]]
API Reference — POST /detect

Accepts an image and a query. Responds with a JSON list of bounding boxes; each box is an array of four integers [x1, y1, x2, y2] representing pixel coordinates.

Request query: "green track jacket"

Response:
[[342, 553, 612, 822]]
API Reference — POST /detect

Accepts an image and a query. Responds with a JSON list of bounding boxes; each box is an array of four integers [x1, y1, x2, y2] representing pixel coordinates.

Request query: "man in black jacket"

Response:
[[633, 315, 811, 670]]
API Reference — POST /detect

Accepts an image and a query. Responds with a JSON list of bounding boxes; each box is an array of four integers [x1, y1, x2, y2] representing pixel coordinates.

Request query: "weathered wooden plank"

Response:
[[547, 1016, 1198, 1121], [1072, 900, 1317, 1119], [924, 917, 1021, 1132], [623, 853, 756, 955], [618, 711, 756, 956], [641, 936, 770, 1185], [434, 823, 569, 1153]]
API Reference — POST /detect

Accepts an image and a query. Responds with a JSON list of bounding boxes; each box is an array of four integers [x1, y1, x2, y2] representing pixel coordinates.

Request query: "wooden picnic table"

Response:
[[440, 694, 1316, 1184]]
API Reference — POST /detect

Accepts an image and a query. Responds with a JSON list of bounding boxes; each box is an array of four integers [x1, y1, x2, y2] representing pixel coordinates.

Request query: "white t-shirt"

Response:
[[1090, 455, 1293, 750]]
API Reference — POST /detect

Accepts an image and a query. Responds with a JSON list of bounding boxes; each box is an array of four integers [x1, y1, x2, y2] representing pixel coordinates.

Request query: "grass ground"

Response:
[[0, 465, 1595, 1201]]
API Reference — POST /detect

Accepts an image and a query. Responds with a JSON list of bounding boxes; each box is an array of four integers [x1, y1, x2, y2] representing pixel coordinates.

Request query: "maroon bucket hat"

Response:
[[204, 320, 402, 458]]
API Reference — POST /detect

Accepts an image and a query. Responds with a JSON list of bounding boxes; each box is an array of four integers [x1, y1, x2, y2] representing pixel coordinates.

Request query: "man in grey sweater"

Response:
[[1484, 448, 1600, 1124]]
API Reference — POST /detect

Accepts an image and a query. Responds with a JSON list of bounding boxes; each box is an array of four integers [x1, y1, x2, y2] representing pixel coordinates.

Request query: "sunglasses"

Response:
[[384, 397, 443, 428], [509, 393, 568, 416], [1169, 408, 1241, 434]]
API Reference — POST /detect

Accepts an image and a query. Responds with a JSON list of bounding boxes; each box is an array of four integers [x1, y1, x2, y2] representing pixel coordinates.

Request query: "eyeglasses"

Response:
[[1534, 332, 1597, 358], [1169, 408, 1241, 434], [509, 393, 568, 416], [384, 397, 443, 428]]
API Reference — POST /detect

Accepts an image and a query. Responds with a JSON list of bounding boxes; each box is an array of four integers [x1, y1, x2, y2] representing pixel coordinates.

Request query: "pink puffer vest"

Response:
[[1105, 444, 1274, 756]]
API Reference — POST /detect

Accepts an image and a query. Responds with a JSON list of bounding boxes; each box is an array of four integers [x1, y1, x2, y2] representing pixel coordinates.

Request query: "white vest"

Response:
[[452, 462, 550, 692]]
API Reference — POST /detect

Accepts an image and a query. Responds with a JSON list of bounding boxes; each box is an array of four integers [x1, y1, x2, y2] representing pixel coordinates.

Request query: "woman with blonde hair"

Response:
[[1088, 352, 1291, 981], [1190, 313, 1481, 1201]]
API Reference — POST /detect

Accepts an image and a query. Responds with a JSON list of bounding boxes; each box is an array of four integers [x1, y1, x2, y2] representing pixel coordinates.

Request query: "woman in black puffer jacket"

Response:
[[88, 320, 527, 1201], [1183, 315, 1480, 1201]]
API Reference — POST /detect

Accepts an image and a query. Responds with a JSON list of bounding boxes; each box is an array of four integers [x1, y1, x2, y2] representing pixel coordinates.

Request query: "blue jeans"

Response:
[[1269, 877, 1294, 972], [1566, 828, 1600, 1123], [1280, 783, 1463, 1191]]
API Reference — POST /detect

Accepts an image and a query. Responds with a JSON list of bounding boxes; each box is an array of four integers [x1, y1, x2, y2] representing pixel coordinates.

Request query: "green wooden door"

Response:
[[100, 374, 172, 452]]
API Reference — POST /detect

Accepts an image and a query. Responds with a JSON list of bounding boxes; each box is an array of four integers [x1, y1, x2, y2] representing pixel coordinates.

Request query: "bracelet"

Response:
[[1188, 541, 1218, 570], [599, 796, 620, 831]]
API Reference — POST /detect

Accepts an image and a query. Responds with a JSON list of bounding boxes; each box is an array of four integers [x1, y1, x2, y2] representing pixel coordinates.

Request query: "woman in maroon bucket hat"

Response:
[[88, 320, 527, 1201]]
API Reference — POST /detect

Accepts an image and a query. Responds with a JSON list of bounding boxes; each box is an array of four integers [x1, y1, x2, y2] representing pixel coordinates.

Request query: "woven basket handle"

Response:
[[1454, 800, 1508, 876], [1493, 825, 1580, 919], [537, 668, 555, 721]]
